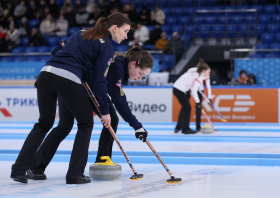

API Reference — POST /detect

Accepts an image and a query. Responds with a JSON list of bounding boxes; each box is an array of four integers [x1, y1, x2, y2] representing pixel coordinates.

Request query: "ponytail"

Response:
[[82, 12, 131, 41], [196, 58, 210, 75]]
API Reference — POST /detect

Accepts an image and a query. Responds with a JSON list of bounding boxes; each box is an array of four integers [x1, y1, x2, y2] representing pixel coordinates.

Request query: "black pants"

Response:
[[30, 95, 119, 174], [173, 88, 203, 131], [12, 72, 93, 183]]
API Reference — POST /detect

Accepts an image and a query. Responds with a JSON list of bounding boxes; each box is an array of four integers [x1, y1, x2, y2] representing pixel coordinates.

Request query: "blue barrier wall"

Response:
[[235, 59, 280, 86]]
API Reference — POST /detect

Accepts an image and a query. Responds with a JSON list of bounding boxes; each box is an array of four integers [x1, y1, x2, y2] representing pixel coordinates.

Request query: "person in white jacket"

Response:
[[173, 58, 212, 134], [133, 22, 149, 43]]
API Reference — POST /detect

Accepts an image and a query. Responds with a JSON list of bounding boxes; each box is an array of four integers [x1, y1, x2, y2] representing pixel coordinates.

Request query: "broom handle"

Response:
[[83, 83, 137, 174]]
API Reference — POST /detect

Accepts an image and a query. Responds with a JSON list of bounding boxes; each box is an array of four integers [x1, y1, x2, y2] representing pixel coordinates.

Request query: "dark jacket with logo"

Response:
[[45, 30, 115, 115]]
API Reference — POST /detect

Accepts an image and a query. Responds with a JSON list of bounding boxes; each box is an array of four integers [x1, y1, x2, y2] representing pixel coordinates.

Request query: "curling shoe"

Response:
[[174, 127, 181, 133], [10, 173, 28, 183], [182, 129, 197, 134], [66, 174, 91, 184], [27, 169, 47, 180]]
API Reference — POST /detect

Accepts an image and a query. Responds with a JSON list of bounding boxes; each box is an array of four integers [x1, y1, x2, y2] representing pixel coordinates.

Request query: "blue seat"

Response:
[[264, 4, 276, 14], [231, 15, 244, 24], [166, 16, 178, 25], [218, 16, 230, 24], [159, 0, 168, 7], [11, 47, 24, 53], [272, 14, 280, 24], [185, 25, 195, 38], [193, 16, 204, 24], [211, 6, 224, 16], [39, 55, 50, 62], [197, 0, 206, 6], [142, 45, 155, 50], [249, 54, 263, 59], [198, 25, 211, 38], [161, 7, 171, 16], [255, 43, 269, 55], [13, 56, 25, 62], [224, 6, 236, 16], [259, 14, 272, 24], [185, 7, 196, 16], [167, 34, 172, 40], [47, 37, 60, 46], [250, 5, 263, 15], [145, 0, 156, 8], [26, 56, 38, 62], [182, 0, 193, 6], [28, 19, 40, 29], [37, 46, 50, 52], [204, 16, 217, 24], [146, 25, 155, 32], [270, 43, 280, 55], [68, 27, 81, 36], [212, 25, 224, 38], [245, 14, 257, 23], [267, 24, 280, 33], [208, 0, 218, 6], [21, 37, 29, 47], [261, 33, 275, 44], [178, 16, 190, 25], [163, 55, 175, 70], [1, 57, 14, 62], [173, 7, 184, 16], [239, 25, 251, 37], [264, 53, 278, 58], [116, 45, 129, 51], [161, 25, 171, 34], [169, 0, 180, 7], [24, 46, 37, 53], [237, 5, 249, 16], [180, 34, 191, 46], [171, 25, 183, 34], [276, 33, 280, 43], [133, 0, 143, 7], [49, 46, 57, 52], [226, 25, 238, 38], [255, 24, 266, 38], [60, 36, 69, 41]]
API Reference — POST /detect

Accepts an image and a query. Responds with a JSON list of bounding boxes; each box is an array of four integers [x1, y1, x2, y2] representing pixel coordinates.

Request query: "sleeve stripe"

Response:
[[195, 79, 201, 84]]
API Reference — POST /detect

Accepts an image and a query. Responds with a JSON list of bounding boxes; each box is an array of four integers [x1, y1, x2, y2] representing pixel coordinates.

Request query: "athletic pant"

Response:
[[11, 72, 93, 183], [173, 88, 203, 131], [30, 95, 119, 174]]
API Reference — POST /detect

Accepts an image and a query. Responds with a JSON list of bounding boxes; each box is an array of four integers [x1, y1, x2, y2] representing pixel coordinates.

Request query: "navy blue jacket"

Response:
[[46, 30, 115, 115], [88, 56, 142, 130]]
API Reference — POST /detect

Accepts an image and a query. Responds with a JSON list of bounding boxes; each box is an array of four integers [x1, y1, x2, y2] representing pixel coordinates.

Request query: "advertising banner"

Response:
[[173, 88, 279, 123]]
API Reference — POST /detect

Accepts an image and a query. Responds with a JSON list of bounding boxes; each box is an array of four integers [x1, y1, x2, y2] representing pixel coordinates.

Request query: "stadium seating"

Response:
[[226, 25, 238, 38], [185, 7, 196, 16], [166, 16, 178, 25], [267, 24, 280, 34], [270, 43, 280, 55], [204, 16, 217, 25], [239, 25, 250, 37], [211, 6, 224, 16], [178, 16, 190, 25], [264, 4, 276, 14], [261, 33, 275, 44], [249, 54, 263, 58], [170, 0, 181, 7], [116, 45, 129, 52], [218, 16, 231, 24], [198, 25, 210, 38], [182, 0, 193, 7], [68, 27, 81, 36], [13, 56, 25, 62], [163, 55, 175, 70], [37, 46, 50, 52], [173, 7, 184, 16], [21, 37, 29, 47], [26, 56, 38, 62], [250, 5, 263, 14], [212, 25, 225, 38], [142, 45, 156, 50], [231, 15, 244, 24], [11, 47, 24, 53], [256, 43, 270, 55], [171, 25, 183, 34], [244, 15, 256, 23], [161, 7, 171, 16], [161, 25, 171, 34], [24, 46, 37, 53], [276, 33, 280, 43], [272, 14, 280, 24], [28, 19, 40, 29], [259, 14, 272, 24], [1, 57, 14, 62], [224, 6, 236, 16]]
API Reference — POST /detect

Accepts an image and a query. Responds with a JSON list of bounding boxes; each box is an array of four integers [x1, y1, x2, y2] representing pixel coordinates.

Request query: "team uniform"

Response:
[[173, 67, 212, 133], [29, 55, 143, 177], [11, 30, 115, 184]]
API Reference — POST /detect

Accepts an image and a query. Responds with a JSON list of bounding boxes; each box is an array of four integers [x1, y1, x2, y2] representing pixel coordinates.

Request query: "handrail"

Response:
[[230, 49, 280, 52], [196, 9, 257, 13]]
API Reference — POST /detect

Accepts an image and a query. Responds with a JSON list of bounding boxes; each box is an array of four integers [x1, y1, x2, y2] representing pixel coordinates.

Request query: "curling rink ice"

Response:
[[1, 122, 280, 198]]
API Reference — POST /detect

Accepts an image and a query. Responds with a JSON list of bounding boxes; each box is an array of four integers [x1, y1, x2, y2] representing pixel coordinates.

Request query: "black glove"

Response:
[[135, 127, 148, 142], [196, 103, 202, 110]]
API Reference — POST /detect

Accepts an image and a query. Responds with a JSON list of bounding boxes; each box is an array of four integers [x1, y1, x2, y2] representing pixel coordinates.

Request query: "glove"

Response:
[[135, 127, 148, 142], [196, 103, 202, 110], [208, 99, 212, 105]]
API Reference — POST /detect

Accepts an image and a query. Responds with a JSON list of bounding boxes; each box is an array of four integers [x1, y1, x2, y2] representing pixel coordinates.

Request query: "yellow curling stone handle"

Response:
[[94, 156, 118, 165]]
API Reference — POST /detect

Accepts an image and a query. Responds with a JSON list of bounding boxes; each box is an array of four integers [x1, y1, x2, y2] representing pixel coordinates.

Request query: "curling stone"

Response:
[[201, 124, 214, 134], [89, 156, 122, 180]]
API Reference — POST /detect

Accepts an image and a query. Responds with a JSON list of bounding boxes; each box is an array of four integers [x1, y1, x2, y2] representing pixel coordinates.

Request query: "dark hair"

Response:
[[239, 69, 247, 76], [82, 12, 131, 41], [115, 46, 154, 70], [196, 58, 210, 75]]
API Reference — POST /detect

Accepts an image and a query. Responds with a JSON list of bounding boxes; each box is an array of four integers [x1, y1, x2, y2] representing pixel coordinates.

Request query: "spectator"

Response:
[[155, 32, 169, 51], [0, 9, 9, 29], [18, 17, 30, 37], [54, 15, 68, 36], [40, 7, 51, 22], [0, 25, 7, 40], [146, 22, 162, 45], [109, 0, 122, 13], [88, 5, 105, 26], [28, 27, 47, 46], [210, 69, 220, 85], [61, 0, 75, 14], [98, 0, 110, 14], [85, 0, 95, 13], [235, 70, 254, 85], [49, 0, 60, 19], [7, 15, 16, 30], [36, 0, 48, 20], [134, 22, 149, 43], [128, 38, 143, 48], [166, 31, 183, 62], [123, 3, 138, 23], [138, 5, 151, 25], [75, 6, 89, 27], [151, 5, 165, 25], [64, 6, 77, 27], [40, 14, 55, 37], [26, 0, 39, 19], [0, 34, 16, 52], [7, 23, 20, 45], [5, 2, 15, 17], [75, 0, 85, 11], [13, 1, 27, 20]]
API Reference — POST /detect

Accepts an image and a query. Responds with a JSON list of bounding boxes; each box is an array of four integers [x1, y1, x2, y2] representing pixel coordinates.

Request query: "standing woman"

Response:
[[173, 58, 211, 134], [27, 47, 154, 180], [11, 12, 131, 184]]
